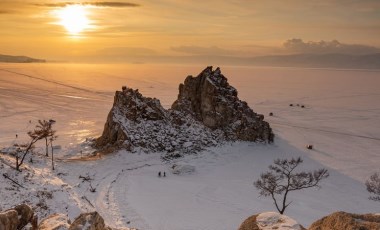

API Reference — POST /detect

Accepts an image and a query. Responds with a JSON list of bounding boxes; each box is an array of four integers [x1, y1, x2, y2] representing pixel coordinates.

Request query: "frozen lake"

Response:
[[1, 63, 379, 181], [1, 63, 380, 229]]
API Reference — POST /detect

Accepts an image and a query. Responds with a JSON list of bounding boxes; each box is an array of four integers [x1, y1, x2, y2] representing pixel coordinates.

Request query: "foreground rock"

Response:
[[1, 205, 135, 230], [238, 212, 305, 230], [96, 67, 273, 156], [309, 211, 380, 230], [38, 213, 70, 230], [0, 204, 35, 230], [0, 210, 19, 230], [14, 203, 35, 229], [69, 212, 109, 230]]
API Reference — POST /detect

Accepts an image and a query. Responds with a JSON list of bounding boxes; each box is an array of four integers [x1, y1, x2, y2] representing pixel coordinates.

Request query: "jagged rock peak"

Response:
[[95, 86, 166, 148], [96, 67, 274, 156], [115, 87, 166, 122], [172, 66, 274, 142]]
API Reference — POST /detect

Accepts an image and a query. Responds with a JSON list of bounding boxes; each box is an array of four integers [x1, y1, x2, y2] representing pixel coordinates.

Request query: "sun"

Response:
[[57, 5, 90, 35]]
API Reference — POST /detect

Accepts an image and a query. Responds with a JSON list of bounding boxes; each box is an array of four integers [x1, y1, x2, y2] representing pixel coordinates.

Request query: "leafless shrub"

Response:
[[254, 157, 329, 214]]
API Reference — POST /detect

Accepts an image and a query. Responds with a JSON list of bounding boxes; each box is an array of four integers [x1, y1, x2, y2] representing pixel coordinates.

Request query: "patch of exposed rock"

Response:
[[14, 203, 35, 229], [238, 214, 260, 230], [0, 206, 136, 230], [0, 210, 18, 230], [96, 67, 273, 156], [172, 66, 273, 142], [0, 204, 35, 230], [38, 213, 70, 230], [309, 211, 380, 230], [238, 212, 306, 230], [171, 164, 196, 175], [69, 212, 109, 230]]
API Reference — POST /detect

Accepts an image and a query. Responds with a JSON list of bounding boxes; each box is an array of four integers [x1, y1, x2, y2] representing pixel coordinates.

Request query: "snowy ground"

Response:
[[0, 63, 379, 229]]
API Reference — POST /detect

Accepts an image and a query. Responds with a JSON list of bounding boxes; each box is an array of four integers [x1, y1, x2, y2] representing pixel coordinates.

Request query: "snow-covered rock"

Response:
[[171, 164, 196, 175], [69, 211, 109, 230], [172, 66, 274, 142], [38, 213, 70, 230], [0, 204, 34, 230], [238, 212, 305, 230], [96, 67, 273, 156], [309, 211, 380, 230], [14, 203, 34, 229], [95, 78, 222, 156]]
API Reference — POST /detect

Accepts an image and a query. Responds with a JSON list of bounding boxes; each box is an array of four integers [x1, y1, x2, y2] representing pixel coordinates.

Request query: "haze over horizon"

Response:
[[1, 0, 380, 63]]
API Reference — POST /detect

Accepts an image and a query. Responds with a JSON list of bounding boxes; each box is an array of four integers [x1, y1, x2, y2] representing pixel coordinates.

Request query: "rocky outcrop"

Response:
[[0, 210, 19, 230], [96, 67, 273, 156], [238, 214, 260, 230], [1, 206, 135, 230], [0, 204, 35, 230], [95, 87, 221, 156], [38, 213, 70, 230], [172, 66, 273, 142], [14, 203, 35, 229], [69, 212, 111, 230], [95, 87, 167, 148], [309, 211, 380, 230], [171, 164, 196, 175], [238, 212, 306, 230]]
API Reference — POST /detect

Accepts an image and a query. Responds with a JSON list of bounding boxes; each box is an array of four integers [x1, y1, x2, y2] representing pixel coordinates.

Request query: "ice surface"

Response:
[[0, 63, 379, 229]]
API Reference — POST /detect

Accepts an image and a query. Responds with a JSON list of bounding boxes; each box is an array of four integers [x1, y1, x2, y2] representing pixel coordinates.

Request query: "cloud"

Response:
[[284, 38, 380, 55], [34, 2, 139, 8]]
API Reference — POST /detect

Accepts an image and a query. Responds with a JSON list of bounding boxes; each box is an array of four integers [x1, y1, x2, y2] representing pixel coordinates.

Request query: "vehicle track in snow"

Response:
[[0, 68, 111, 97]]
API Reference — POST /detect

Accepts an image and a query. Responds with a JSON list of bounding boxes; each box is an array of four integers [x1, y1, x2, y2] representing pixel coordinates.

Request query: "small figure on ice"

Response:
[[163, 172, 166, 177], [158, 171, 161, 177]]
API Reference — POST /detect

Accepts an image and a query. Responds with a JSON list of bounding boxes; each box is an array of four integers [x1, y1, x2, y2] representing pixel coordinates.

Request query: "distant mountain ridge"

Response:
[[0, 54, 46, 63]]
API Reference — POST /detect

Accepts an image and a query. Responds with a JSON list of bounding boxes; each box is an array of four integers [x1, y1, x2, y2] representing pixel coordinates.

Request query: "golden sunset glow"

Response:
[[0, 1, 379, 62], [57, 5, 90, 35]]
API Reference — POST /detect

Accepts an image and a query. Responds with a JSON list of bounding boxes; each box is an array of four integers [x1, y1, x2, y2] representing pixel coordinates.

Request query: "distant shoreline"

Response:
[[0, 54, 46, 63]]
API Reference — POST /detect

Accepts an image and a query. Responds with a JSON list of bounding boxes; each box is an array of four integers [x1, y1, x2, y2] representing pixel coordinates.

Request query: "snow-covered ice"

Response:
[[0, 63, 379, 229]]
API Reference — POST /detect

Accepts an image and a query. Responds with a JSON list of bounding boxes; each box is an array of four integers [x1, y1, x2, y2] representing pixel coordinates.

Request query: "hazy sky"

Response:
[[1, 0, 379, 61]]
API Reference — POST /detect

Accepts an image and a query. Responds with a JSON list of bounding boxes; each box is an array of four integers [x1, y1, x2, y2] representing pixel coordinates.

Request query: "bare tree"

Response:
[[15, 130, 43, 171], [366, 172, 380, 202], [254, 157, 329, 214], [13, 143, 34, 170], [49, 134, 58, 170], [36, 120, 56, 157]]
